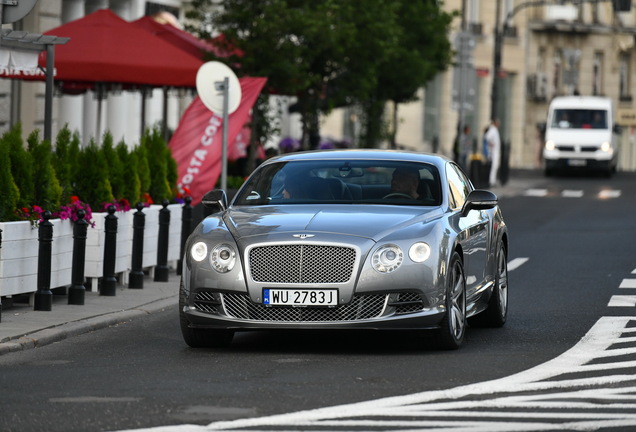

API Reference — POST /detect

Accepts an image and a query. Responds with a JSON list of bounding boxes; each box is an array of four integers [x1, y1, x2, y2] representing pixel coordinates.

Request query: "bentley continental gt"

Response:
[[180, 150, 509, 349]]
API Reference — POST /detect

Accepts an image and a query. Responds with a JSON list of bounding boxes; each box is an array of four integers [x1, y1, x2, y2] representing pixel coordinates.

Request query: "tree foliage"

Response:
[[186, 0, 455, 148]]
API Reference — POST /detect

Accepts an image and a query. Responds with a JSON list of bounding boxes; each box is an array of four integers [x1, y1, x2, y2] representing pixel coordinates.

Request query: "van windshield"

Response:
[[551, 109, 608, 129]]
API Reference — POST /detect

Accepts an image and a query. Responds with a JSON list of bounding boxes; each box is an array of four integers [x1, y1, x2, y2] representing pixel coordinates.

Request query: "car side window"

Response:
[[447, 163, 472, 210]]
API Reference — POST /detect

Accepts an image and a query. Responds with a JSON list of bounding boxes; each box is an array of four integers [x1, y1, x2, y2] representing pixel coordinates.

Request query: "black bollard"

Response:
[[129, 202, 145, 289], [68, 209, 89, 305], [100, 205, 118, 296], [34, 211, 54, 311], [177, 196, 192, 275], [154, 200, 170, 282]]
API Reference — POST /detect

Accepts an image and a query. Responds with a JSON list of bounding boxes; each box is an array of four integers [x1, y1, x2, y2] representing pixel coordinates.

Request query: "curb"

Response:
[[0, 296, 176, 356]]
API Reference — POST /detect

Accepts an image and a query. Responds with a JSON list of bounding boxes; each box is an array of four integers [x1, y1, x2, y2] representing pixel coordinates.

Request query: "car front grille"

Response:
[[192, 290, 425, 322], [248, 244, 356, 284]]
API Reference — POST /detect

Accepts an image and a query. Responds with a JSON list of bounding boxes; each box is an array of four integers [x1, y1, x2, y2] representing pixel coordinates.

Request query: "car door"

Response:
[[446, 163, 489, 302]]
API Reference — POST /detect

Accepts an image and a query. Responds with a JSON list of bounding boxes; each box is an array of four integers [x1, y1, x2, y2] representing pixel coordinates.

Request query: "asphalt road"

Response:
[[2, 169, 636, 432]]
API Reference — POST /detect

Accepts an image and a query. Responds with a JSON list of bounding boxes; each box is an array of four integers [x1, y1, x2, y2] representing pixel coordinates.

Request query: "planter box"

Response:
[[0, 219, 73, 297], [167, 203, 183, 264], [1, 203, 186, 296], [84, 210, 133, 291]]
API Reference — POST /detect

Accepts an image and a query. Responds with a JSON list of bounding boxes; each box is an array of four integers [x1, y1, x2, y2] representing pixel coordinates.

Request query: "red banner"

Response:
[[169, 77, 267, 205]]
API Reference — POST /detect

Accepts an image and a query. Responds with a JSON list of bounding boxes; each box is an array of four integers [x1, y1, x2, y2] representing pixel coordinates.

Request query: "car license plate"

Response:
[[567, 159, 587, 167], [263, 289, 338, 306]]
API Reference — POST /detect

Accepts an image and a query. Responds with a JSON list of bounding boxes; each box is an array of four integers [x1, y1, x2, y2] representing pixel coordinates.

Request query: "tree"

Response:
[[186, 0, 399, 149], [360, 1, 455, 148]]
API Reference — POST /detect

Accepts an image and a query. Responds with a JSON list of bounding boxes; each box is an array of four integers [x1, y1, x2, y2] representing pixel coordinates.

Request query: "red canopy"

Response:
[[130, 16, 219, 60], [37, 9, 203, 89]]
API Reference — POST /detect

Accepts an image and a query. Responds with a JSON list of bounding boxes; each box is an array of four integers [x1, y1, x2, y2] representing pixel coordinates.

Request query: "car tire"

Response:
[[471, 242, 508, 328], [179, 280, 234, 348], [435, 252, 466, 350]]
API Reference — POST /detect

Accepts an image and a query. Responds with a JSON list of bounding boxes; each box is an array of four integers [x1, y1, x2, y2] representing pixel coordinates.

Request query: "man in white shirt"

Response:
[[485, 119, 501, 187]]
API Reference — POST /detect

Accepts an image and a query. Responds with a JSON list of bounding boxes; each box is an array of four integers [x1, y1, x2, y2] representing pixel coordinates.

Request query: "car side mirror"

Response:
[[461, 189, 498, 217], [201, 189, 228, 213], [613, 123, 622, 134]]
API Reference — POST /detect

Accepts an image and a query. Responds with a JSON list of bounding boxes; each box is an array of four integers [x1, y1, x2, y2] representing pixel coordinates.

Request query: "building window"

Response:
[[619, 52, 631, 101], [593, 52, 603, 96]]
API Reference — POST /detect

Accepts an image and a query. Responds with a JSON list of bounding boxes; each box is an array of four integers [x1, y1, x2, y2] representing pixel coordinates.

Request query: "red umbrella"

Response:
[[38, 8, 203, 90]]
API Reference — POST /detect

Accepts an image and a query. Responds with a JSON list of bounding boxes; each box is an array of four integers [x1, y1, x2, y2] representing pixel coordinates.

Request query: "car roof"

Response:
[[265, 149, 450, 169], [549, 96, 612, 110]]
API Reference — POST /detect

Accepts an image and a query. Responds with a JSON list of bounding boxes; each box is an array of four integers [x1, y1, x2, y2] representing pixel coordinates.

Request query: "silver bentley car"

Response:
[[179, 150, 509, 349]]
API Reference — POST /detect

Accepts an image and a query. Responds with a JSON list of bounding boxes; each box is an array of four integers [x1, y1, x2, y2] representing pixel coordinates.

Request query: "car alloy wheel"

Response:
[[436, 251, 466, 350]]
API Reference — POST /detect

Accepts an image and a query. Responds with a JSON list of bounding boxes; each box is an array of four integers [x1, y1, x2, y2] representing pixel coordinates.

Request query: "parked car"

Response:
[[179, 150, 509, 350]]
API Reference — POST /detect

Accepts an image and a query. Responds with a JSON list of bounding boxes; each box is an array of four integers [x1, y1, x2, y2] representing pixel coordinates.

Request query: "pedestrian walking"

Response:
[[458, 124, 471, 173], [485, 119, 501, 187]]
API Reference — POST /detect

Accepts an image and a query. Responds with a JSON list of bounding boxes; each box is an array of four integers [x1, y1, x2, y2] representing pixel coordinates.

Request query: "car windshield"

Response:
[[233, 159, 442, 206], [551, 108, 608, 129]]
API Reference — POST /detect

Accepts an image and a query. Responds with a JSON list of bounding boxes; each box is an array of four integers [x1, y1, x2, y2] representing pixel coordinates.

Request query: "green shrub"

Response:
[[3, 123, 33, 208], [116, 141, 141, 207], [0, 137, 20, 221], [101, 132, 126, 201], [73, 140, 114, 209], [53, 125, 76, 203], [141, 128, 172, 203], [28, 130, 62, 211]]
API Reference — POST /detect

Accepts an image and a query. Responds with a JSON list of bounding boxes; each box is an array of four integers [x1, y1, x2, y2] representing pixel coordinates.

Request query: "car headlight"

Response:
[[191, 241, 208, 262], [409, 242, 431, 262], [545, 140, 555, 151], [210, 243, 237, 273], [372, 244, 403, 273], [600, 141, 611, 152]]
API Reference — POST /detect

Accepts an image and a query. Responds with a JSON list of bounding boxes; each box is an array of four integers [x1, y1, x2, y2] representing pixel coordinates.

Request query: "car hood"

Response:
[[221, 204, 443, 242]]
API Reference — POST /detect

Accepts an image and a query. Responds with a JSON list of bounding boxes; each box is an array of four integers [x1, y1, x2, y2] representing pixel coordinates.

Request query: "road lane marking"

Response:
[[508, 257, 529, 271]]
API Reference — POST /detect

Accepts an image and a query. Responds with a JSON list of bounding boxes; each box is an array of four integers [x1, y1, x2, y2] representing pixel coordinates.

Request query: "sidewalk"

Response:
[[0, 273, 179, 356]]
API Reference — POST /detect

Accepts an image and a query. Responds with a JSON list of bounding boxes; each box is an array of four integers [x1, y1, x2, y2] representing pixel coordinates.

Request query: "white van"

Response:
[[543, 96, 620, 176]]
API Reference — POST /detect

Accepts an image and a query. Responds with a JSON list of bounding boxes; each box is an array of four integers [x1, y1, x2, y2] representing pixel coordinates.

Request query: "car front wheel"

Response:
[[436, 252, 466, 350], [471, 242, 508, 328]]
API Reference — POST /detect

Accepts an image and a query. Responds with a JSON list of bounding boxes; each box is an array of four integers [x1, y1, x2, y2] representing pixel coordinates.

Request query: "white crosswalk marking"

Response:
[[620, 279, 636, 288], [608, 295, 636, 307], [520, 188, 623, 199], [199, 317, 636, 432], [524, 189, 548, 197], [599, 189, 621, 199], [561, 189, 583, 198]]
